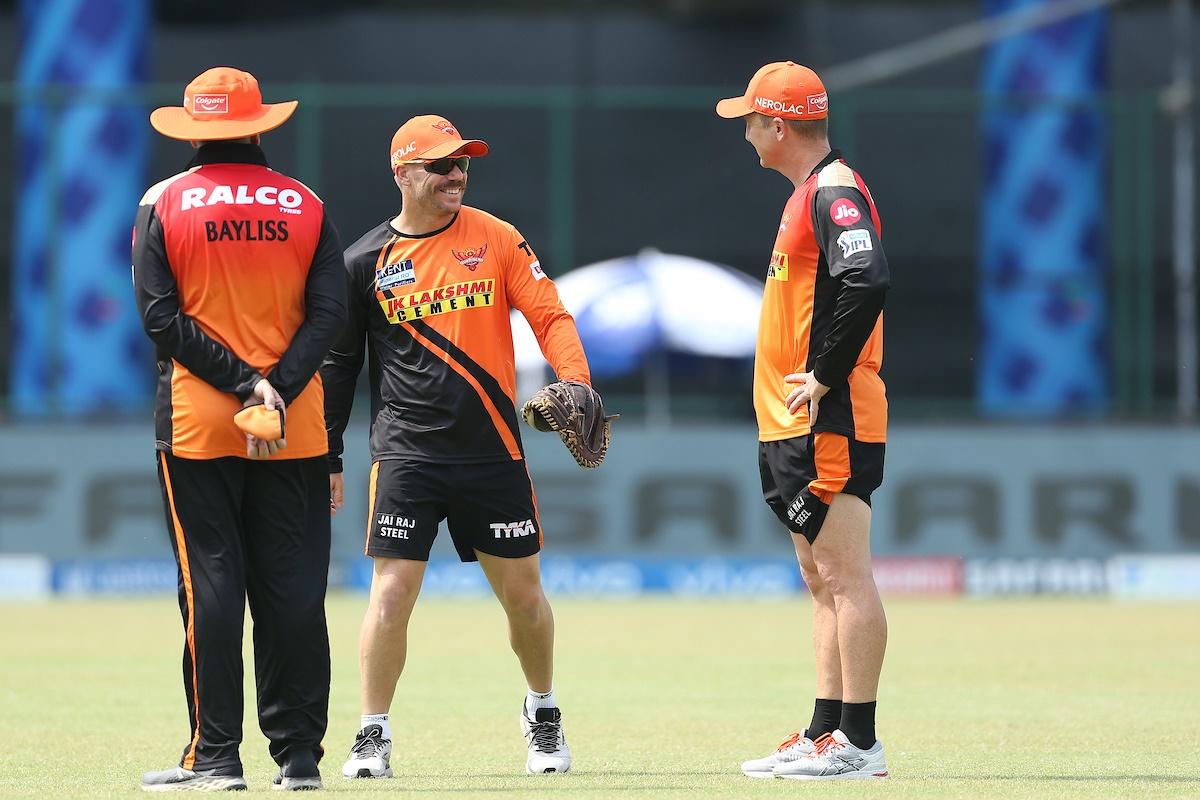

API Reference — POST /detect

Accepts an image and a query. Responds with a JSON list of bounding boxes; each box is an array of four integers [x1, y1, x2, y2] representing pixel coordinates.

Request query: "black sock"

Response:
[[804, 698, 842, 740], [839, 701, 877, 749]]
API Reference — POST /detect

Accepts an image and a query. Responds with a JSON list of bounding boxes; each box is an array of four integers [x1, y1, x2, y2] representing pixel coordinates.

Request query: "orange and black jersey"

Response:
[[755, 149, 889, 443], [132, 142, 347, 459], [322, 206, 590, 470]]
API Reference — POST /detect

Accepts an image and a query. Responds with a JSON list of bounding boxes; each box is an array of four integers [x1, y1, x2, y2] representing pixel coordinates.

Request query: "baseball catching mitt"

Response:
[[521, 381, 616, 469]]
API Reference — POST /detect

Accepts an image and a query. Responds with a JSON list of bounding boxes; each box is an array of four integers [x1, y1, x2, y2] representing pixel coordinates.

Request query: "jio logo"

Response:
[[830, 198, 861, 227]]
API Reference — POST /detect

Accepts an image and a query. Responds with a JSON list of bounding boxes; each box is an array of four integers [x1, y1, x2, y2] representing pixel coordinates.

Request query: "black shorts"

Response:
[[364, 458, 542, 562], [759, 432, 885, 544]]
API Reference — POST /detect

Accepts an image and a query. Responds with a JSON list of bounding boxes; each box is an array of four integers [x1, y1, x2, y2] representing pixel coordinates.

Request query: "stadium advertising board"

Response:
[[1, 425, 1198, 562]]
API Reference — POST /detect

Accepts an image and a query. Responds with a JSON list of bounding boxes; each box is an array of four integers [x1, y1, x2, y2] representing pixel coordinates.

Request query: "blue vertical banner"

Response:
[[979, 1, 1109, 416], [13, 0, 150, 416]]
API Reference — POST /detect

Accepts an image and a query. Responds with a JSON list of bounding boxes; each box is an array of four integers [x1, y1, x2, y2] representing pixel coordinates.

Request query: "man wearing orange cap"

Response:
[[322, 115, 594, 777], [716, 62, 891, 780], [133, 67, 346, 791]]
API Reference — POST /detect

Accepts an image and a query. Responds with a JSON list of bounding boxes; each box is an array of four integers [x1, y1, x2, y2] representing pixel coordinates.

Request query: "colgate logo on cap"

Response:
[[192, 94, 229, 114], [807, 93, 828, 114]]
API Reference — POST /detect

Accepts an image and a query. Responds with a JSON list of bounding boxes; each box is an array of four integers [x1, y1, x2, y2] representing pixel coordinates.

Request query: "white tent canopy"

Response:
[[511, 250, 763, 421]]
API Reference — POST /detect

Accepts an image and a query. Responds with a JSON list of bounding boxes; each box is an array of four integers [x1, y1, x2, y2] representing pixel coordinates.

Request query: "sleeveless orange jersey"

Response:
[[323, 205, 589, 468], [133, 143, 346, 459], [755, 150, 890, 443]]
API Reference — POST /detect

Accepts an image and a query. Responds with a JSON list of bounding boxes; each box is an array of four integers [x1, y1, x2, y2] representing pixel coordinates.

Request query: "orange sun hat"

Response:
[[150, 67, 298, 141], [715, 61, 828, 121], [389, 115, 489, 171]]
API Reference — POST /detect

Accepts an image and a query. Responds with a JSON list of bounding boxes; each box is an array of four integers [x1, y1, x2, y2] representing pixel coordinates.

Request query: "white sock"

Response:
[[525, 687, 556, 716], [361, 713, 391, 740]]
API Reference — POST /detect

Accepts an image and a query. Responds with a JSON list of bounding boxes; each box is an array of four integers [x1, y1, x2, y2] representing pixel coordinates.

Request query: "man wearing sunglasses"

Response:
[[322, 114, 593, 778]]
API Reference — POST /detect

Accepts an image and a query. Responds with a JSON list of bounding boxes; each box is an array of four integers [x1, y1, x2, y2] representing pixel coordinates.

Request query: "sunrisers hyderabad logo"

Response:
[[451, 244, 488, 271], [432, 119, 458, 136]]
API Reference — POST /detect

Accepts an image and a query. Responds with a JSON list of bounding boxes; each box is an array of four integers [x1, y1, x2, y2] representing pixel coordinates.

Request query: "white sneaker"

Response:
[[341, 724, 393, 779], [521, 705, 571, 774], [773, 730, 888, 780], [741, 731, 815, 778]]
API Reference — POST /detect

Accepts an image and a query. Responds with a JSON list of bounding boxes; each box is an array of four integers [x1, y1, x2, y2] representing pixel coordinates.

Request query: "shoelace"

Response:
[[528, 721, 562, 753], [811, 733, 847, 757], [776, 732, 805, 752], [350, 733, 387, 759]]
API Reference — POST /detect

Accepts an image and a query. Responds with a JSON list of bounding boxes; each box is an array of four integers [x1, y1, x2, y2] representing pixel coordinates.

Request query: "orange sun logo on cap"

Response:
[[432, 119, 458, 136]]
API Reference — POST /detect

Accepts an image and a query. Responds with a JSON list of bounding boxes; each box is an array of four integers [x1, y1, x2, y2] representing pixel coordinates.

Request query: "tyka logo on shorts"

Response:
[[490, 519, 536, 539], [377, 513, 415, 539]]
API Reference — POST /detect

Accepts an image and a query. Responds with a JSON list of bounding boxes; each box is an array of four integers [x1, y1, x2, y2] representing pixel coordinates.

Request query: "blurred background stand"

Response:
[[512, 248, 762, 425], [1, 0, 1198, 596]]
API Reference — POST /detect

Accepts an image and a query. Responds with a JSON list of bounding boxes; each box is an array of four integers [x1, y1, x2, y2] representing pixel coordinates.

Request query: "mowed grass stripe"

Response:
[[1, 596, 1198, 798]]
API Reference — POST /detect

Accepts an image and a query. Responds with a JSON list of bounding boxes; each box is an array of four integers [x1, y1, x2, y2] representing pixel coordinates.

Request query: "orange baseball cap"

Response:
[[150, 67, 297, 141], [389, 115, 489, 171], [715, 61, 828, 121]]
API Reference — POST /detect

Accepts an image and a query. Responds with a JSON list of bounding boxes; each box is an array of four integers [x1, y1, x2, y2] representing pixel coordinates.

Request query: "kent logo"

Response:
[[490, 520, 536, 539], [376, 259, 416, 291]]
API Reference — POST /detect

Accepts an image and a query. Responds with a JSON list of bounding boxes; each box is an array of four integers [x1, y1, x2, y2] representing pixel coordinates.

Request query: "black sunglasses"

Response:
[[422, 156, 470, 175]]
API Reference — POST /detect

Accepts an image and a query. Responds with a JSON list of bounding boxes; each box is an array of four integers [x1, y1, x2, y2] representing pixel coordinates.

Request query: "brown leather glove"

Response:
[[521, 381, 616, 469]]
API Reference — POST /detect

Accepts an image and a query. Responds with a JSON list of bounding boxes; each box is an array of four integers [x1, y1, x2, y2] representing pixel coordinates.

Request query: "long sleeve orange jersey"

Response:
[[755, 150, 890, 444], [322, 205, 590, 469], [132, 142, 347, 459]]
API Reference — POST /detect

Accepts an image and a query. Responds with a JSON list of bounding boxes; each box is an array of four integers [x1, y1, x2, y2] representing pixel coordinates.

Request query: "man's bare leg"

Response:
[[809, 492, 886, 757], [476, 551, 553, 692], [811, 493, 886, 703], [794, 534, 843, 738], [476, 551, 569, 774], [772, 493, 890, 779], [360, 557, 427, 715], [342, 557, 426, 779]]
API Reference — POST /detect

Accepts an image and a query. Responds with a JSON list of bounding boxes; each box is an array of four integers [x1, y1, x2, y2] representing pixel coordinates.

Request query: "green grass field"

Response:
[[2, 594, 1198, 799]]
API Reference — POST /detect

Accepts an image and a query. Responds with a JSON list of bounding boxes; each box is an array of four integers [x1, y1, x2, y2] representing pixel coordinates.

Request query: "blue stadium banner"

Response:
[[979, 0, 1109, 416], [12, 0, 151, 416]]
